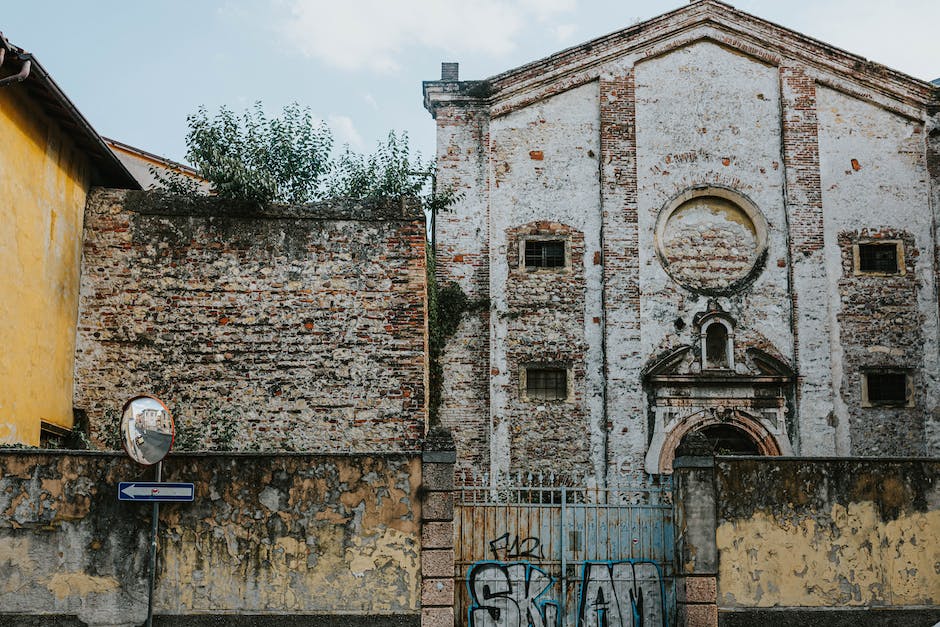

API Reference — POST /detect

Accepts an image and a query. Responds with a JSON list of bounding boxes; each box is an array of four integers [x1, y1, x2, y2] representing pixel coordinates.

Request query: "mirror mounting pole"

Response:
[[145, 460, 162, 627]]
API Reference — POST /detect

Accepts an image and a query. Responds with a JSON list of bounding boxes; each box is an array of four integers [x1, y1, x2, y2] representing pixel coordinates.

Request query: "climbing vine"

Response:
[[427, 247, 487, 424]]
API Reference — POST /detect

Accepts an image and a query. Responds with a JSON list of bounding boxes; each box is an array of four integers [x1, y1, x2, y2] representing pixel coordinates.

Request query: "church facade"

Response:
[[423, 0, 940, 486]]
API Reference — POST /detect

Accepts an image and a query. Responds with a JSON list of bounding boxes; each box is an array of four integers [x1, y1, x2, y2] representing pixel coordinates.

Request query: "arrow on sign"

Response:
[[118, 482, 194, 502]]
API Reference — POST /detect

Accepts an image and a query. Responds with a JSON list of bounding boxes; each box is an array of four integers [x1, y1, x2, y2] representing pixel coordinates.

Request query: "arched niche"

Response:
[[654, 186, 769, 295]]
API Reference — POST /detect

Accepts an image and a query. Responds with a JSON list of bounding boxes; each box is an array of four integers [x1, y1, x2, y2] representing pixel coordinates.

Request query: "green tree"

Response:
[[156, 102, 333, 204], [156, 103, 453, 212]]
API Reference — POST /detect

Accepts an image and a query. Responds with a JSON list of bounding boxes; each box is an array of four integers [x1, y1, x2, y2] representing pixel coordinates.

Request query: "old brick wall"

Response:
[[503, 221, 591, 476], [433, 104, 492, 484], [74, 190, 428, 453], [0, 451, 421, 626], [835, 230, 926, 455]]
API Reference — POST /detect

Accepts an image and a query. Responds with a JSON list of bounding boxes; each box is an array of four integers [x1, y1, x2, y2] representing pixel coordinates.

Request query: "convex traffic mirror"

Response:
[[120, 395, 175, 466]]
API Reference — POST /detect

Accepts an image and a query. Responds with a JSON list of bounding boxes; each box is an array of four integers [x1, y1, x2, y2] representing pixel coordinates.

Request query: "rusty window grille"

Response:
[[524, 239, 566, 268], [857, 243, 899, 273], [865, 372, 908, 406], [526, 368, 567, 400]]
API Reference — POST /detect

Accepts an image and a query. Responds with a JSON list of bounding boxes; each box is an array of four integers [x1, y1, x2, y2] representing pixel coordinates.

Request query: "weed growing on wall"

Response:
[[427, 248, 488, 424], [153, 102, 333, 204]]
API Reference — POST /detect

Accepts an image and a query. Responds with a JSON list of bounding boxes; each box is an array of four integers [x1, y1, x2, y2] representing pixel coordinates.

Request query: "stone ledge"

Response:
[[421, 521, 454, 549], [718, 607, 940, 627], [680, 576, 717, 603], [422, 463, 455, 491], [421, 492, 454, 521]]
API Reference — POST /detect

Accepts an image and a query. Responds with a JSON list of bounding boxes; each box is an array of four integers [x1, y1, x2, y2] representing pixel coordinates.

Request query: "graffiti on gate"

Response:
[[467, 561, 560, 627], [489, 533, 545, 560], [577, 561, 666, 627]]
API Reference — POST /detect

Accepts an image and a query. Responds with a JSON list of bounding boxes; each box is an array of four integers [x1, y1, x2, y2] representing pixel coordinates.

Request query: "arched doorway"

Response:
[[656, 408, 784, 473], [675, 423, 761, 457]]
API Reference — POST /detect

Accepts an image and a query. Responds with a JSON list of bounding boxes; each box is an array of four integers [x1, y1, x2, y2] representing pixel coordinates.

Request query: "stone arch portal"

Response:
[[657, 408, 782, 473]]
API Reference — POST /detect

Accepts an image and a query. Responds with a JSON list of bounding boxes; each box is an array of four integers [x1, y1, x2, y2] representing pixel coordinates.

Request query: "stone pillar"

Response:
[[673, 455, 718, 627], [421, 427, 457, 627]]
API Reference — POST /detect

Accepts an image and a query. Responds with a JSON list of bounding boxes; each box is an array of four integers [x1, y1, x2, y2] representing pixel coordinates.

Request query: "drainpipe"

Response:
[[0, 58, 31, 87], [0, 33, 31, 88]]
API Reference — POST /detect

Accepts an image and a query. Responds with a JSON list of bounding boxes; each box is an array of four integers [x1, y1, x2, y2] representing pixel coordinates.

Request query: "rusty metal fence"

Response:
[[454, 473, 675, 626]]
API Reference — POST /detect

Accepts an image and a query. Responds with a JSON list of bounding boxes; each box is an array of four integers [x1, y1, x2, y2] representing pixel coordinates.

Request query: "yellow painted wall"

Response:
[[717, 501, 940, 607], [0, 87, 90, 445]]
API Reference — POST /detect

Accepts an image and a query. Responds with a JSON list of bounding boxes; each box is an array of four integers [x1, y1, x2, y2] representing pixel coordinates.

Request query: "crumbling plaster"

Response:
[[0, 452, 421, 625], [817, 86, 937, 456]]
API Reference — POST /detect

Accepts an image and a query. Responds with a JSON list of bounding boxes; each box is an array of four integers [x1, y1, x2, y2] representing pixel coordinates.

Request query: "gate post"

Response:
[[421, 426, 457, 627], [673, 455, 718, 627]]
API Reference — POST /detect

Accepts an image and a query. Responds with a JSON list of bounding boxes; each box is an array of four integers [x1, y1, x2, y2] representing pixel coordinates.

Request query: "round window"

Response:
[[656, 189, 767, 293]]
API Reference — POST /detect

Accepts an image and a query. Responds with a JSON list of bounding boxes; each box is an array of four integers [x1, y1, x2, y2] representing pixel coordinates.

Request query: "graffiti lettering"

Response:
[[577, 561, 666, 627], [467, 561, 559, 627], [489, 533, 545, 560]]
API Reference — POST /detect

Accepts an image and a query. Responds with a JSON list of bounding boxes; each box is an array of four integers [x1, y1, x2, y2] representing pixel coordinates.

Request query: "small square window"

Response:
[[855, 242, 903, 275], [524, 367, 568, 401], [524, 240, 566, 269], [862, 372, 911, 407]]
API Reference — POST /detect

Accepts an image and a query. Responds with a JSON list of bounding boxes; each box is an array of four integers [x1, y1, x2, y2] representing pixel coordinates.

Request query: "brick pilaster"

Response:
[[421, 427, 457, 627], [779, 64, 836, 455], [599, 72, 645, 482]]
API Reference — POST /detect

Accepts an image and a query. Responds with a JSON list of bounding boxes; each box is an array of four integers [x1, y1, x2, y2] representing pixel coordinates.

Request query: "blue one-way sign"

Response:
[[118, 482, 194, 502]]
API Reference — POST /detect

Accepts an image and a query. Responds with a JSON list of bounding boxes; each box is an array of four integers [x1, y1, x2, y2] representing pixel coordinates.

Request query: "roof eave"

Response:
[[0, 37, 140, 190]]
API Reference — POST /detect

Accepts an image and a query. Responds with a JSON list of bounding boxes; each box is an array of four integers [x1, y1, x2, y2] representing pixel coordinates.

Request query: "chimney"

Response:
[[441, 62, 459, 81]]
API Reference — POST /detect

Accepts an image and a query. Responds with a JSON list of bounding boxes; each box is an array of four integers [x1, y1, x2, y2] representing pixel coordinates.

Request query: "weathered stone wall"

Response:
[[0, 451, 421, 626], [712, 457, 940, 625], [928, 89, 940, 457], [817, 87, 937, 457], [75, 189, 428, 453], [424, 0, 939, 483], [486, 81, 603, 482]]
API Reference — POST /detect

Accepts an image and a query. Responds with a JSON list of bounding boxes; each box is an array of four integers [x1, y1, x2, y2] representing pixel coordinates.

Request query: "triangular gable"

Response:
[[425, 0, 934, 121]]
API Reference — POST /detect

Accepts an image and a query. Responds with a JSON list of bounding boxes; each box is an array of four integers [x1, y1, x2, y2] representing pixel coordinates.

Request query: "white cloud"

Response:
[[518, 0, 577, 21], [279, 0, 577, 72], [328, 114, 365, 150], [553, 23, 578, 44]]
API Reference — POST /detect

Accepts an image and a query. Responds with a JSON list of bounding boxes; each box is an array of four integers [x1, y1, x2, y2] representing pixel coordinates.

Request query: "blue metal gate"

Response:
[[454, 474, 675, 626]]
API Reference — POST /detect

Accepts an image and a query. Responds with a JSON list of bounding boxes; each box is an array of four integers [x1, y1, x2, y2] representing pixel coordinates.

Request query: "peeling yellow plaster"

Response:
[[44, 573, 120, 600], [158, 518, 419, 613], [717, 501, 940, 607], [0, 87, 90, 445]]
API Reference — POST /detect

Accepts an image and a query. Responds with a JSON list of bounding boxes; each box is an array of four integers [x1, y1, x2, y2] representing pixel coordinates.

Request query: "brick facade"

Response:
[[424, 0, 940, 484], [75, 190, 428, 452]]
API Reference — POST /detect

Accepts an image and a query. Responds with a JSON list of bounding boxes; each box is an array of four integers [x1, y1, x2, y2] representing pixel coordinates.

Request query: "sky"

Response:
[[2, 0, 938, 167]]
